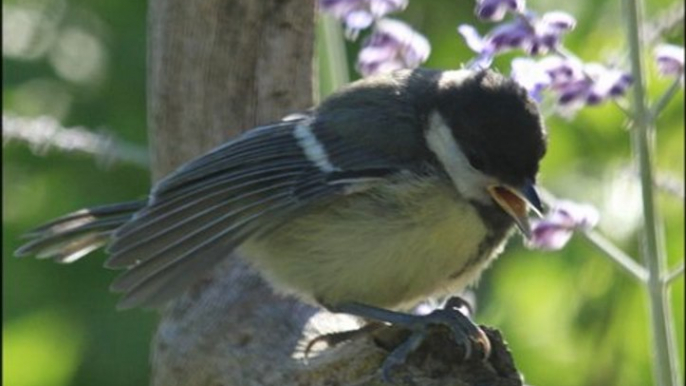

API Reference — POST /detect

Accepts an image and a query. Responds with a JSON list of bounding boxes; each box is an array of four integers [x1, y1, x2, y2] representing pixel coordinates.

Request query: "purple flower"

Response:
[[457, 25, 495, 68], [531, 11, 576, 54], [527, 200, 600, 251], [457, 21, 532, 69], [511, 56, 581, 100], [511, 56, 632, 109], [319, 0, 408, 37], [654, 44, 684, 77], [458, 11, 575, 62], [475, 0, 526, 22], [539, 55, 579, 84], [584, 63, 633, 103], [356, 18, 430, 76], [556, 62, 632, 106], [510, 57, 551, 100], [458, 20, 528, 59]]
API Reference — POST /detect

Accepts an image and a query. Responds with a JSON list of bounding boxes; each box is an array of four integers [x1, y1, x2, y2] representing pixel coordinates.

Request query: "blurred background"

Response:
[[3, 0, 683, 385]]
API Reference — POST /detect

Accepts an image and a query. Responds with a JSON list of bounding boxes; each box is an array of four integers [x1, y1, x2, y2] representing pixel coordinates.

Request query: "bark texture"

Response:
[[147, 0, 315, 179], [146, 1, 522, 385]]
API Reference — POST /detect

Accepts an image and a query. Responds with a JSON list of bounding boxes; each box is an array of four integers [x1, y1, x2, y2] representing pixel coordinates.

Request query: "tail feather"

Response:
[[15, 200, 146, 264]]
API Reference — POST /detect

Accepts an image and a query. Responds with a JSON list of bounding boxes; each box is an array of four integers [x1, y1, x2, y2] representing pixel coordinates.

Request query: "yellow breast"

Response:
[[241, 175, 506, 310]]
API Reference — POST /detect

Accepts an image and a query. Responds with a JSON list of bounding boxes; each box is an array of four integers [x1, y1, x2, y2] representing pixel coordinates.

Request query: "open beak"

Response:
[[487, 181, 543, 239]]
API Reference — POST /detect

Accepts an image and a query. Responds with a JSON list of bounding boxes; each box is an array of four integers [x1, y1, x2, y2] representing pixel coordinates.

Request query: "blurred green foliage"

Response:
[[3, 1, 683, 386]]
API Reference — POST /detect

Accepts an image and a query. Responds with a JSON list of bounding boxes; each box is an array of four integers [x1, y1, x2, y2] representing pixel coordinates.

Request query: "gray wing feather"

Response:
[[114, 212, 275, 309], [18, 216, 131, 258], [107, 181, 296, 266], [108, 168, 306, 256], [155, 149, 306, 198], [22, 201, 145, 238], [110, 192, 292, 293], [104, 117, 361, 308], [152, 122, 298, 194], [15, 201, 145, 263], [37, 233, 110, 263]]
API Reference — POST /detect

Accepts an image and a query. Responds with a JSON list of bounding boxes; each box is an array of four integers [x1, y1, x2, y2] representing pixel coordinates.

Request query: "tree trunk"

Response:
[[147, 0, 315, 179], [146, 1, 521, 385]]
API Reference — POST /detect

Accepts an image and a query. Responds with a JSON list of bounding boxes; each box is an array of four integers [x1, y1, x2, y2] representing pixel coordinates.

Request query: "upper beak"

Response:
[[487, 180, 543, 239]]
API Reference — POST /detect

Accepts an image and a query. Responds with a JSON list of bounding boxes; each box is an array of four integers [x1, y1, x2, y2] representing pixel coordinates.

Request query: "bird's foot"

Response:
[[332, 296, 491, 383]]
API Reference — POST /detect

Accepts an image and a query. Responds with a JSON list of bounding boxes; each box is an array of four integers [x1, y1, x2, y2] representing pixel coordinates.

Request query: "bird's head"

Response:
[[425, 69, 547, 237]]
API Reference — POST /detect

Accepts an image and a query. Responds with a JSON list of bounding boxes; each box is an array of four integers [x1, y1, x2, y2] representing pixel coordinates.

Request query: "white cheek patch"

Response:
[[424, 111, 492, 204], [293, 120, 339, 173]]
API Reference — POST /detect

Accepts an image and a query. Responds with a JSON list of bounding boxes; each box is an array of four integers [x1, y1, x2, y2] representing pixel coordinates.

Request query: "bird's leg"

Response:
[[330, 296, 491, 382]]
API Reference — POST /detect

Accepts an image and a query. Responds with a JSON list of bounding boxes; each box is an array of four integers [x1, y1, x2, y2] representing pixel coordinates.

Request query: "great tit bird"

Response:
[[17, 68, 546, 372]]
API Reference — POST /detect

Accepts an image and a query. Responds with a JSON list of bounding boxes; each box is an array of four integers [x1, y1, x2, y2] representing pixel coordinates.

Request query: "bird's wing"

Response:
[[106, 116, 403, 309]]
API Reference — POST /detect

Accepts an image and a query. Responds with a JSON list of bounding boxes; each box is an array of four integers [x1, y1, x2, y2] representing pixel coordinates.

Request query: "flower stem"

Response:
[[538, 186, 649, 282], [581, 229, 648, 282], [317, 14, 350, 101], [623, 0, 681, 385], [664, 263, 684, 285], [651, 76, 683, 119]]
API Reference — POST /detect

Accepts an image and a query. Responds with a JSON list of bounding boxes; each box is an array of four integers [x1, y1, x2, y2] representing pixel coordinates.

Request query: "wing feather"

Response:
[[107, 181, 295, 266], [15, 201, 145, 263], [18, 215, 132, 258], [110, 167, 306, 246], [110, 192, 292, 293], [23, 201, 145, 237]]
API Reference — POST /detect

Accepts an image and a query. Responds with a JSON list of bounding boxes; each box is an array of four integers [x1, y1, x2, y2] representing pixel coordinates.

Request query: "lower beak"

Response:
[[487, 183, 542, 239]]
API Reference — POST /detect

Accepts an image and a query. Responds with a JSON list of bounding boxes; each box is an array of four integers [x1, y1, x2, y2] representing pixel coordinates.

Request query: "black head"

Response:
[[434, 70, 547, 187]]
